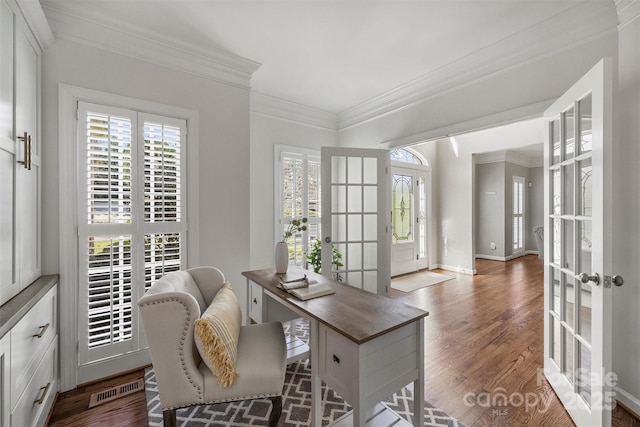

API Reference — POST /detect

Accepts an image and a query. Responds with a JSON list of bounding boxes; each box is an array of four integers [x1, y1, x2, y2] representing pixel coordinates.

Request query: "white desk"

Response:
[[243, 267, 428, 427]]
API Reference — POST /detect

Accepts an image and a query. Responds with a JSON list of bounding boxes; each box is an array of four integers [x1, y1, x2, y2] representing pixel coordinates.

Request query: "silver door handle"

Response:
[[579, 272, 600, 285], [612, 275, 624, 287]]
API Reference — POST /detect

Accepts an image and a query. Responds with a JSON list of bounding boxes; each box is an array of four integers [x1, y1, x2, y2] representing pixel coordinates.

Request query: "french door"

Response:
[[320, 147, 390, 295], [543, 58, 616, 426]]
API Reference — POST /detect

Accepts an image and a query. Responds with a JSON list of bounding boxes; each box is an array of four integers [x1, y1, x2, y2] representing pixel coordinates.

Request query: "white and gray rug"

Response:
[[391, 271, 455, 293], [146, 320, 466, 426], [146, 360, 466, 426]]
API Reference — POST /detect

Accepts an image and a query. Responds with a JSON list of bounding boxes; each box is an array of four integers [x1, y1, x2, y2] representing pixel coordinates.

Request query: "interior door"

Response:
[[321, 147, 390, 295], [543, 58, 614, 427]]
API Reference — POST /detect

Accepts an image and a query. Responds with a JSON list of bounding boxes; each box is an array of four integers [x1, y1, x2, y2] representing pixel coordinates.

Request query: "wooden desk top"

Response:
[[242, 266, 428, 345]]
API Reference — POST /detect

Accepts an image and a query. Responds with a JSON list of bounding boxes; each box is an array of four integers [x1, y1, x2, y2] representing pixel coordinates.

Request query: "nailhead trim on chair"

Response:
[[140, 297, 204, 402]]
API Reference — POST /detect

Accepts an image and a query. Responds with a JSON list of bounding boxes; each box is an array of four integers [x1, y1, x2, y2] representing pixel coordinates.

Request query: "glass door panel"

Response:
[[543, 59, 613, 426], [322, 147, 390, 295]]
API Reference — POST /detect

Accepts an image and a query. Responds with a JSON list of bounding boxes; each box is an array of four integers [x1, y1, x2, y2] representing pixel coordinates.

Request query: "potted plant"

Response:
[[307, 238, 344, 281], [275, 217, 307, 274]]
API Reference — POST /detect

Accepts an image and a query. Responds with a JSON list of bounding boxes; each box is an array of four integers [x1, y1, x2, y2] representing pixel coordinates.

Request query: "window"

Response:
[[513, 176, 525, 254], [392, 174, 413, 242], [78, 102, 187, 365], [277, 146, 320, 266], [390, 147, 423, 165]]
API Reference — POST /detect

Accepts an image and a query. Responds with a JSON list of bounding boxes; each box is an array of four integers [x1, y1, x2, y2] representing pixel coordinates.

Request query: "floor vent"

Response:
[[88, 378, 144, 408]]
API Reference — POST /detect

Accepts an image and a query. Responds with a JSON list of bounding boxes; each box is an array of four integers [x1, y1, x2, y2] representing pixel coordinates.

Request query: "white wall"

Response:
[[613, 14, 640, 413], [249, 113, 338, 269], [41, 39, 252, 301]]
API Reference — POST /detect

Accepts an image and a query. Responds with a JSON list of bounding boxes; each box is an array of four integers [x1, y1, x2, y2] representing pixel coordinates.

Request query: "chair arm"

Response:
[[138, 291, 205, 408]]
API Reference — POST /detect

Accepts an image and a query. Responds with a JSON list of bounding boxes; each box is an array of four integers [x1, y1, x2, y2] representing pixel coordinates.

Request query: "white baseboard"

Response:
[[615, 386, 640, 417], [475, 254, 508, 261], [435, 264, 476, 275], [475, 252, 536, 262]]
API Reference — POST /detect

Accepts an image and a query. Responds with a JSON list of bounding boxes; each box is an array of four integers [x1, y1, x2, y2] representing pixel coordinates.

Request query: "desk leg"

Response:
[[309, 318, 321, 427], [413, 318, 425, 427]]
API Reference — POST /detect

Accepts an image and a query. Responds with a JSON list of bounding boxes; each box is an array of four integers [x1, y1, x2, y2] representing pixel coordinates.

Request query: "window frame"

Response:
[[58, 84, 199, 390], [513, 175, 525, 254], [274, 144, 321, 268]]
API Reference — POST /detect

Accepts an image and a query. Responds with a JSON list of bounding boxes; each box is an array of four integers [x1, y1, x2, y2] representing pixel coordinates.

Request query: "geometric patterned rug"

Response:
[[146, 321, 467, 427], [145, 360, 466, 426]]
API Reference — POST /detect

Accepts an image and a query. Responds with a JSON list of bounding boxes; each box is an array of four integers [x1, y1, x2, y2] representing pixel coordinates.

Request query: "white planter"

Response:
[[275, 241, 289, 274]]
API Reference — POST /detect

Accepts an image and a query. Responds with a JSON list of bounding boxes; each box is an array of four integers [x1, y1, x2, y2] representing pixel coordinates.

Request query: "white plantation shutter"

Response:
[[279, 149, 321, 267], [78, 103, 187, 366], [513, 176, 525, 253]]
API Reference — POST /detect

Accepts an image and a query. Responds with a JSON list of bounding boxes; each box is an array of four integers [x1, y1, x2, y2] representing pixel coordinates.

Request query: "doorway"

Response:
[[390, 148, 430, 277]]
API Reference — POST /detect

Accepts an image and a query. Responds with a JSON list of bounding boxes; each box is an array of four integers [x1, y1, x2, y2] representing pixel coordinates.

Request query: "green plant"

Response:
[[282, 217, 308, 242], [307, 239, 344, 281]]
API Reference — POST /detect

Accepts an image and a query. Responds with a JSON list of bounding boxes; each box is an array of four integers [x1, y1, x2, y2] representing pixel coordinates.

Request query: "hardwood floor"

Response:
[[48, 256, 638, 426], [390, 255, 639, 427]]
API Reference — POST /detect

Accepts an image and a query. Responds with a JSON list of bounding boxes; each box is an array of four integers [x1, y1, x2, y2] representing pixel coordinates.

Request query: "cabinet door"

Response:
[[14, 14, 40, 289], [0, 0, 18, 305], [0, 333, 9, 427]]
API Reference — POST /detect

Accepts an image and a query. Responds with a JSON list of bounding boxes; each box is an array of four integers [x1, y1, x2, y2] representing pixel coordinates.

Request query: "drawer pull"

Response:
[[332, 354, 340, 364], [33, 323, 50, 338], [34, 382, 51, 405]]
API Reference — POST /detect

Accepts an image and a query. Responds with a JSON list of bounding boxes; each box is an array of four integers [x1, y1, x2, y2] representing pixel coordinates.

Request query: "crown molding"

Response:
[[42, 5, 260, 90], [381, 99, 552, 149], [616, 0, 640, 29], [13, 0, 54, 49], [339, 1, 619, 131], [251, 92, 338, 131], [475, 150, 542, 168]]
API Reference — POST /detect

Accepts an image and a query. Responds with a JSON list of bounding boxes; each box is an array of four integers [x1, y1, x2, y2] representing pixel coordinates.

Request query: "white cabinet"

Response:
[[0, 0, 44, 305], [0, 334, 10, 427], [0, 279, 58, 427], [10, 285, 57, 427]]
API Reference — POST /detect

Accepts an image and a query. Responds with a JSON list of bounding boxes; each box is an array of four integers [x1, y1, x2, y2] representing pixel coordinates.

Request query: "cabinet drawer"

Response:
[[249, 282, 263, 323], [319, 324, 357, 404], [11, 286, 56, 408], [12, 339, 57, 427]]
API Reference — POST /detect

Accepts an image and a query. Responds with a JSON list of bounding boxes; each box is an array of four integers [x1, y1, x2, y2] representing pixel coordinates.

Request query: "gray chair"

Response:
[[138, 267, 286, 427]]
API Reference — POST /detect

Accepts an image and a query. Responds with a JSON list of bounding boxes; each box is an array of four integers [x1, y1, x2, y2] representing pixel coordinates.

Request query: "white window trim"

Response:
[[58, 84, 199, 391], [274, 144, 320, 266], [513, 175, 525, 254]]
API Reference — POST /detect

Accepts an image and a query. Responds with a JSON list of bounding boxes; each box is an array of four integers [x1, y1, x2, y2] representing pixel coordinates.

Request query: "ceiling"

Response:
[[41, 0, 592, 114]]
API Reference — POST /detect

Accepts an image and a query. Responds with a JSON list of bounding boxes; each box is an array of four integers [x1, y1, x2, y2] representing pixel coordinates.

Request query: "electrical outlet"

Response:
[[490, 242, 496, 250]]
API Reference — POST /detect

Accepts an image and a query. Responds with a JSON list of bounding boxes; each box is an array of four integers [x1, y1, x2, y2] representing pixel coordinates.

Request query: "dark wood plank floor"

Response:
[[48, 256, 639, 426]]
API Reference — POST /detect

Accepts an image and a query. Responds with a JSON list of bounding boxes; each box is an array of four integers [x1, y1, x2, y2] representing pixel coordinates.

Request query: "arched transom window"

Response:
[[390, 147, 424, 165]]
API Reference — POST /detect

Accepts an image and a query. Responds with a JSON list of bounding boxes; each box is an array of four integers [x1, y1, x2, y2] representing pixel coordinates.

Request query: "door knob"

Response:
[[324, 237, 332, 243], [612, 275, 624, 287], [579, 272, 600, 285]]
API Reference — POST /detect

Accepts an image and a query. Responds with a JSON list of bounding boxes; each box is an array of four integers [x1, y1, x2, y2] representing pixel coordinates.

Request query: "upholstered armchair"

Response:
[[138, 267, 287, 427]]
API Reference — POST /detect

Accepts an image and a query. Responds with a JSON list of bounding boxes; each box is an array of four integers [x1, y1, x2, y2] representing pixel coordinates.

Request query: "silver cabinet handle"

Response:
[[33, 323, 50, 338]]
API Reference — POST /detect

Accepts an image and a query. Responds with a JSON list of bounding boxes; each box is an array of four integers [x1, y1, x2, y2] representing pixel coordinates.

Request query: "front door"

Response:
[[391, 166, 429, 276], [543, 58, 614, 426], [320, 147, 390, 295]]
